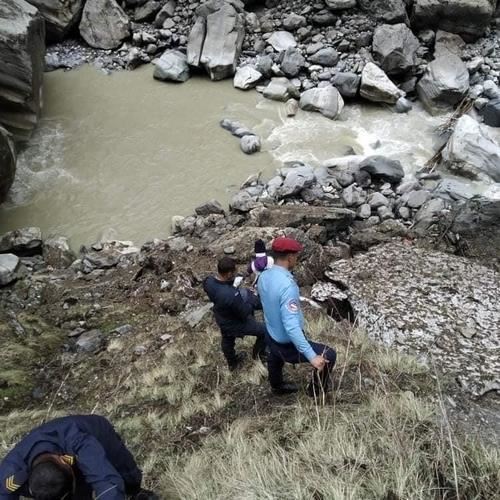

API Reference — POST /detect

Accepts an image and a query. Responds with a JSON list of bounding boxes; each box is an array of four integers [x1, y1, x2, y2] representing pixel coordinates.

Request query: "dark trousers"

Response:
[[221, 318, 267, 368], [267, 336, 337, 390]]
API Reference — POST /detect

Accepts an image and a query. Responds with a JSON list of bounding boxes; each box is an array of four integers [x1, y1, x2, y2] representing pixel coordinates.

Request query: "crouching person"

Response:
[[0, 415, 158, 500], [258, 237, 337, 396], [203, 257, 267, 370]]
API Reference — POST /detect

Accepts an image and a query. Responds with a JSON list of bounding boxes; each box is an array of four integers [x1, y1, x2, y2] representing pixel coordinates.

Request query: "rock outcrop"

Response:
[[79, 0, 130, 50], [0, 0, 45, 142], [441, 115, 500, 182], [411, 0, 495, 41], [26, 0, 83, 39], [187, 0, 245, 81], [360, 62, 403, 104], [0, 126, 16, 204]]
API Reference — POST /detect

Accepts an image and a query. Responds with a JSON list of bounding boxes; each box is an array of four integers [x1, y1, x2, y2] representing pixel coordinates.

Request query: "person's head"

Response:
[[29, 456, 74, 500], [271, 237, 303, 271], [217, 256, 237, 281]]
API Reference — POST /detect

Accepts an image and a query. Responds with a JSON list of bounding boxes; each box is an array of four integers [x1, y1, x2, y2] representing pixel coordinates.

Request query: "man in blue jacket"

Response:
[[258, 237, 337, 396], [203, 256, 267, 370], [0, 415, 157, 500]]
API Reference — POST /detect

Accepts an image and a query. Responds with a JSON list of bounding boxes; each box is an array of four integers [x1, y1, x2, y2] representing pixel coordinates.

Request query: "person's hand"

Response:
[[310, 355, 328, 371]]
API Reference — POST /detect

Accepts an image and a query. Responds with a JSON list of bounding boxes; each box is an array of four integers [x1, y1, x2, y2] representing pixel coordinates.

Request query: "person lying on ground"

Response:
[[203, 256, 267, 370], [0, 414, 158, 500], [258, 237, 337, 396]]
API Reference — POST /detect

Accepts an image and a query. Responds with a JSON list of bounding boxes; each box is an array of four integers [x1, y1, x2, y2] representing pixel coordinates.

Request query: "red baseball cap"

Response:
[[272, 237, 304, 253]]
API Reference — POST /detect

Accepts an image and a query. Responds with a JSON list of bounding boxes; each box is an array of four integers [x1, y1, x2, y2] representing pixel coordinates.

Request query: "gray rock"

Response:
[[43, 236, 75, 268], [416, 55, 469, 115], [255, 54, 273, 77], [82, 251, 120, 270], [268, 31, 297, 51], [483, 81, 500, 100], [360, 62, 403, 104], [0, 227, 42, 255], [187, 2, 245, 80], [0, 0, 45, 142], [368, 192, 389, 208], [286, 98, 299, 116], [396, 180, 421, 194], [282, 13, 307, 31], [153, 0, 176, 27], [413, 197, 446, 233], [481, 98, 500, 128], [434, 30, 466, 58], [358, 0, 408, 23], [312, 10, 337, 26], [153, 50, 190, 82], [230, 190, 259, 212], [394, 96, 413, 113], [331, 72, 361, 98], [411, 0, 495, 41], [0, 254, 20, 286], [263, 77, 300, 102], [79, 0, 130, 49], [373, 24, 420, 76], [266, 175, 284, 198], [308, 47, 339, 67], [335, 171, 355, 187], [377, 206, 394, 220], [325, 0, 356, 10], [220, 118, 254, 137], [280, 47, 305, 78], [195, 199, 225, 216], [0, 126, 16, 204], [398, 206, 410, 219], [342, 184, 367, 207], [240, 135, 261, 154], [406, 190, 429, 208], [27, 0, 83, 39], [279, 165, 315, 197], [233, 65, 262, 89], [436, 179, 475, 200], [441, 115, 500, 182], [76, 329, 104, 353], [357, 203, 372, 219], [359, 156, 405, 184], [299, 86, 345, 120], [134, 0, 162, 21], [185, 303, 214, 327]]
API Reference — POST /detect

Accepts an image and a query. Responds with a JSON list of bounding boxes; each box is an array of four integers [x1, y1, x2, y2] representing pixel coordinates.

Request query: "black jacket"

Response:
[[0, 415, 142, 500], [203, 276, 260, 335]]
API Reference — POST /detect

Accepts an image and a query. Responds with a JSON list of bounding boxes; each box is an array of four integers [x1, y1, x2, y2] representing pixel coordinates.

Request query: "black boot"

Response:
[[272, 382, 299, 395]]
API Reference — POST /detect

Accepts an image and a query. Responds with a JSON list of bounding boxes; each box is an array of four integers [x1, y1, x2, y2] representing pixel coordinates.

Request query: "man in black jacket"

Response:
[[203, 257, 267, 370]]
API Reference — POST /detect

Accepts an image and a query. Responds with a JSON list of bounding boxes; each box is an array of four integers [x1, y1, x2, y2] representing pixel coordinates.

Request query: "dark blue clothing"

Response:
[[203, 276, 261, 336], [266, 335, 337, 389], [0, 415, 141, 500]]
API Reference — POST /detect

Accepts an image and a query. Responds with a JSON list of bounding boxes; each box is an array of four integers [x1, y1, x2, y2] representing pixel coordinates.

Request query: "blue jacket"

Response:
[[0, 415, 141, 500], [203, 276, 260, 336], [258, 266, 316, 361]]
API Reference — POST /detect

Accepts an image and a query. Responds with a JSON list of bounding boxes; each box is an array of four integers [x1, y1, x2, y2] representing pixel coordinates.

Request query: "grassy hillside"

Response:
[[1, 308, 498, 499]]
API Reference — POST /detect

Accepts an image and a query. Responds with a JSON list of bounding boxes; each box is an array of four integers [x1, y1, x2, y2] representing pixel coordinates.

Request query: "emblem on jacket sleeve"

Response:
[[5, 475, 21, 492], [287, 299, 299, 313]]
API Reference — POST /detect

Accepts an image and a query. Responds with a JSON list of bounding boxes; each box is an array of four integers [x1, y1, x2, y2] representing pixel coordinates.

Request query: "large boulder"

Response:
[[411, 0, 495, 41], [331, 72, 361, 98], [268, 31, 297, 51], [372, 24, 420, 75], [280, 47, 305, 78], [358, 0, 408, 24], [0, 227, 42, 255], [441, 115, 500, 183], [43, 235, 75, 268], [481, 98, 500, 128], [308, 47, 339, 67], [359, 156, 405, 183], [79, 0, 130, 49], [262, 77, 300, 102], [416, 55, 469, 115], [233, 65, 262, 89], [26, 0, 83, 39], [360, 62, 403, 104], [187, 1, 245, 81], [0, 0, 45, 142], [299, 87, 345, 120], [153, 50, 190, 82], [0, 126, 16, 204]]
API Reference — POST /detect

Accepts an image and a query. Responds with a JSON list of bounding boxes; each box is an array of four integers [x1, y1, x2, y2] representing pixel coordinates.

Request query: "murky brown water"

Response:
[[0, 64, 464, 247]]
